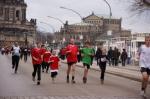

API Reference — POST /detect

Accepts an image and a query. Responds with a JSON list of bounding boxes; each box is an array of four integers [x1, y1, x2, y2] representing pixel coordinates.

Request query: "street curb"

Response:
[[61, 61, 150, 83], [92, 62, 139, 72]]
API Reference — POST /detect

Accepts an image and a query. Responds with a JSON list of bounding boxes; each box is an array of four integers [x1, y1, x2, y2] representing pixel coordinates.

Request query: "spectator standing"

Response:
[[107, 47, 113, 66], [121, 49, 128, 66]]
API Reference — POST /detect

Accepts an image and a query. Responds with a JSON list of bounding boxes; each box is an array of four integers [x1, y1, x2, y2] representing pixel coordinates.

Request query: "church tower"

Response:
[[0, 0, 36, 47]]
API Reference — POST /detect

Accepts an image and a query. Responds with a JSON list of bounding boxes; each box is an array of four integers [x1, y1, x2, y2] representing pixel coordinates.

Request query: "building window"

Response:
[[16, 10, 20, 20], [22, 9, 26, 21], [0, 7, 3, 16], [5, 8, 9, 21]]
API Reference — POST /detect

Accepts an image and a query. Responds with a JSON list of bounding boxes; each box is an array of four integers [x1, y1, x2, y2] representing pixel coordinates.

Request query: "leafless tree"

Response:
[[130, 0, 150, 16]]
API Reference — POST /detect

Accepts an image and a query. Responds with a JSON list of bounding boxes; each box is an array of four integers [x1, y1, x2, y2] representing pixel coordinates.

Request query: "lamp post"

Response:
[[47, 16, 64, 25], [103, 0, 112, 23], [60, 6, 83, 45], [60, 6, 83, 21], [102, 0, 112, 49], [47, 16, 66, 46], [39, 21, 56, 46], [38, 26, 48, 43], [39, 21, 55, 33]]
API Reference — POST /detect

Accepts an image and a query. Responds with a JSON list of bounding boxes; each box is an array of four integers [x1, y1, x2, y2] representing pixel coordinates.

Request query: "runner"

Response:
[[43, 48, 51, 73], [66, 39, 78, 84], [11, 42, 20, 74], [49, 50, 60, 83], [59, 47, 66, 60], [81, 41, 94, 84], [138, 36, 150, 97], [31, 42, 42, 85], [99, 48, 108, 84], [40, 44, 47, 72]]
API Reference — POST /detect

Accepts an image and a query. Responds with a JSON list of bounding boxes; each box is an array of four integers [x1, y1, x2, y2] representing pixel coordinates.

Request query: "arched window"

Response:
[[0, 7, 3, 16], [16, 10, 20, 20]]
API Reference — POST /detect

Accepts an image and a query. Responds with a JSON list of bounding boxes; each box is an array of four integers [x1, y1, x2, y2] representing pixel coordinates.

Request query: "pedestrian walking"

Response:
[[138, 36, 150, 97], [23, 46, 28, 62], [66, 39, 78, 84], [49, 50, 60, 83], [121, 49, 127, 66], [31, 42, 42, 85], [127, 51, 132, 65], [99, 48, 108, 84], [20, 47, 24, 60], [11, 42, 20, 73], [81, 41, 94, 84]]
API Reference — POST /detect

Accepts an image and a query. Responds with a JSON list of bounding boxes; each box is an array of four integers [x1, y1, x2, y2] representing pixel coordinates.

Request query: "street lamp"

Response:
[[60, 6, 83, 21], [39, 21, 55, 33], [60, 6, 83, 45], [37, 26, 49, 43], [103, 0, 112, 22], [47, 16, 66, 46], [47, 16, 65, 25], [102, 0, 112, 49]]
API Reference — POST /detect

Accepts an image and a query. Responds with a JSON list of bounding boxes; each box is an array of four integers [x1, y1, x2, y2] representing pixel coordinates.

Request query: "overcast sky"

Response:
[[25, 0, 150, 33]]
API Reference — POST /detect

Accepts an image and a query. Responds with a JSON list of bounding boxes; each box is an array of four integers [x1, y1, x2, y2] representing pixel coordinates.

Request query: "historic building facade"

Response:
[[55, 12, 131, 45], [0, 0, 36, 47]]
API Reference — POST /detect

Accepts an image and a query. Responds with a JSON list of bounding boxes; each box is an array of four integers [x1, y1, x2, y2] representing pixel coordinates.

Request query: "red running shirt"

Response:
[[50, 56, 60, 70], [66, 44, 78, 63], [60, 48, 66, 55], [40, 48, 46, 56], [31, 48, 42, 65], [43, 51, 51, 62]]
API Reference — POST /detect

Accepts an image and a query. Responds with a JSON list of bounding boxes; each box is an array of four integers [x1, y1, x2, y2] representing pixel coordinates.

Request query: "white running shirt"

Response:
[[13, 46, 20, 56], [139, 45, 150, 69]]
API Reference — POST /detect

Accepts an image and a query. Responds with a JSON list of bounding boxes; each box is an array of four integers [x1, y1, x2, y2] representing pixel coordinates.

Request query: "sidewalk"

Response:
[[61, 60, 150, 83]]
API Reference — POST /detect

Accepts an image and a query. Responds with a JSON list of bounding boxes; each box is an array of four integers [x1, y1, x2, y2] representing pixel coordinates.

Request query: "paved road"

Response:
[[0, 54, 150, 99]]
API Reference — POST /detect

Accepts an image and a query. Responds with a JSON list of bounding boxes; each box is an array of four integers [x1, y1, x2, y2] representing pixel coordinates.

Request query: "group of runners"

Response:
[[1, 36, 150, 97], [30, 39, 97, 85]]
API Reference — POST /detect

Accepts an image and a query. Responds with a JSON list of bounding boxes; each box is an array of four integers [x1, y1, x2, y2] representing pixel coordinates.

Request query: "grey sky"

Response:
[[25, 0, 150, 33]]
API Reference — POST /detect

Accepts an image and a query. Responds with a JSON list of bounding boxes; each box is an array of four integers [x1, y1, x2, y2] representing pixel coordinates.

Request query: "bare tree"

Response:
[[130, 0, 150, 15]]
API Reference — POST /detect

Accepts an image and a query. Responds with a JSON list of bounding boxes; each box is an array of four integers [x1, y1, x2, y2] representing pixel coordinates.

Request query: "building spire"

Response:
[[92, 11, 94, 15]]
